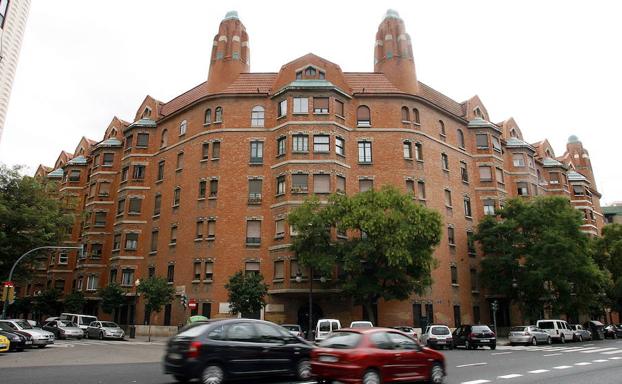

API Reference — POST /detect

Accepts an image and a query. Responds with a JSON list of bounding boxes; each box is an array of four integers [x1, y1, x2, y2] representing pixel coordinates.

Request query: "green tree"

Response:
[[593, 224, 622, 316], [289, 185, 442, 323], [225, 271, 268, 318], [32, 289, 61, 320], [63, 291, 85, 313], [0, 165, 72, 280], [137, 277, 175, 341], [476, 196, 607, 322], [98, 283, 126, 321]]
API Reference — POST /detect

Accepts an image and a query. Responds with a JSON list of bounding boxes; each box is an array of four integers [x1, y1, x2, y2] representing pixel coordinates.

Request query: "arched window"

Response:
[[179, 120, 187, 136], [251, 106, 265, 127], [457, 129, 465, 149], [204, 109, 212, 125], [356, 105, 371, 127], [439, 120, 446, 136], [215, 107, 223, 123], [304, 66, 316, 77], [413, 108, 420, 124], [160, 129, 168, 148], [401, 106, 410, 122], [510, 128, 517, 138]]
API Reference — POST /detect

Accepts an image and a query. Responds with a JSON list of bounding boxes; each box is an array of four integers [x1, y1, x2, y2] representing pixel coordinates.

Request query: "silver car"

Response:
[[42, 320, 84, 339], [0, 319, 55, 348], [569, 324, 592, 342], [509, 325, 551, 346], [85, 321, 125, 340]]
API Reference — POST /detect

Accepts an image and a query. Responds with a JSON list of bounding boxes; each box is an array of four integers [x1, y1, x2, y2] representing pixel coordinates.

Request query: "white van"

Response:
[[315, 319, 341, 342], [536, 319, 575, 343], [60, 313, 98, 331]]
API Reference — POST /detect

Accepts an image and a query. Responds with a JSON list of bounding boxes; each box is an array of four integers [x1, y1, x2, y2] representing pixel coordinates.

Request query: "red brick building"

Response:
[[27, 10, 603, 331]]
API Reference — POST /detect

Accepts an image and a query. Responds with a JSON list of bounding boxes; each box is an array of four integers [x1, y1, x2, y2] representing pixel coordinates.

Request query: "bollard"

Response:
[[129, 325, 136, 339]]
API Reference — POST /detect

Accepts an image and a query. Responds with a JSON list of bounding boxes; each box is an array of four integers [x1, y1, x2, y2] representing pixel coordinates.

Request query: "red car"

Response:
[[311, 328, 445, 384]]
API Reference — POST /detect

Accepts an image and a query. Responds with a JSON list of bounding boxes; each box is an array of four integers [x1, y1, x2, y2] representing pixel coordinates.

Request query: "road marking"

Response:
[[498, 374, 523, 379], [580, 347, 617, 353], [553, 366, 572, 369], [461, 381, 491, 384], [543, 353, 562, 356], [491, 352, 512, 355], [609, 357, 622, 360], [561, 347, 597, 352], [456, 362, 488, 368], [528, 369, 549, 374], [602, 349, 622, 355], [574, 362, 592, 366], [585, 343, 594, 346], [592, 359, 608, 363]]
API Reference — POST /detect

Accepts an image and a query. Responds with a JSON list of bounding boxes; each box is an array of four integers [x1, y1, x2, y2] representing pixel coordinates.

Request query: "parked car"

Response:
[[607, 324, 622, 338], [59, 313, 98, 331], [569, 324, 592, 342], [315, 319, 341, 343], [420, 325, 454, 350], [0, 319, 54, 348], [163, 318, 314, 384], [390, 326, 417, 339], [536, 319, 574, 344], [583, 320, 606, 340], [0, 334, 9, 353], [604, 324, 620, 339], [349, 321, 374, 329], [0, 330, 26, 351], [281, 324, 305, 339], [42, 320, 84, 340], [311, 328, 445, 384], [509, 325, 551, 346], [85, 321, 125, 340], [26, 320, 42, 328], [453, 325, 496, 350], [0, 323, 33, 348]]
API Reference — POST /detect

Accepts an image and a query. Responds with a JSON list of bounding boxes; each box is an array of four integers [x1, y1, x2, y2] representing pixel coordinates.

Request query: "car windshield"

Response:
[[319, 322, 330, 332], [539, 321, 554, 329], [101, 322, 118, 328], [15, 320, 32, 329], [80, 317, 97, 325], [472, 326, 492, 333], [590, 321, 604, 326], [510, 326, 526, 332], [318, 331, 361, 349], [177, 323, 211, 337], [431, 327, 450, 335], [351, 323, 372, 328], [282, 325, 300, 331], [59, 321, 77, 327]]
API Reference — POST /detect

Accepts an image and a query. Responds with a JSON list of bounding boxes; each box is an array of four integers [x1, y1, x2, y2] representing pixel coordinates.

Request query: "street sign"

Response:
[[188, 298, 197, 310]]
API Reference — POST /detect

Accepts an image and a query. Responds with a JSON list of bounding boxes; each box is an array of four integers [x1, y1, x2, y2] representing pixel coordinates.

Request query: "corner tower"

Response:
[[207, 11, 250, 93], [374, 9, 418, 94]]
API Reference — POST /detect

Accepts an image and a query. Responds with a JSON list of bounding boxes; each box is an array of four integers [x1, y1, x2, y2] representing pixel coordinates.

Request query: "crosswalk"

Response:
[[48, 340, 165, 348], [495, 343, 622, 355]]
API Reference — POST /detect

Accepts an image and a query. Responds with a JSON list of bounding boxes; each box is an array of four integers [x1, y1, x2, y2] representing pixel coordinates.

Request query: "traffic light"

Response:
[[2, 283, 14, 304], [180, 293, 188, 308]]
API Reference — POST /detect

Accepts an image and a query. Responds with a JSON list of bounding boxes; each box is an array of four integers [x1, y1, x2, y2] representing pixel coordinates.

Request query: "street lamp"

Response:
[[296, 267, 326, 341]]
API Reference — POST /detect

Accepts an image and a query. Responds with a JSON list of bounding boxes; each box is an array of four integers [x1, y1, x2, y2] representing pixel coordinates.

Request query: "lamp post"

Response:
[[2, 245, 84, 319], [296, 267, 326, 341]]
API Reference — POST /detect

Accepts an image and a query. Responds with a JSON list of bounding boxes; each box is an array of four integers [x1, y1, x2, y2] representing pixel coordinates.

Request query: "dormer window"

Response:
[[296, 71, 302, 80], [142, 107, 152, 119], [304, 66, 316, 77], [319, 71, 325, 80], [297, 66, 325, 80], [474, 107, 483, 118]]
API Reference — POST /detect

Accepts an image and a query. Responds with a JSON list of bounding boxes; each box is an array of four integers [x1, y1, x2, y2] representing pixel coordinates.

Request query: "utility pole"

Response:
[[492, 300, 499, 334]]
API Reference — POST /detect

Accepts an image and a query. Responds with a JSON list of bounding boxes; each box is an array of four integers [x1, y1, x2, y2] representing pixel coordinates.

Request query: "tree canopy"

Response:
[[225, 271, 268, 317], [137, 277, 175, 314], [63, 291, 85, 313], [593, 223, 622, 314], [475, 196, 607, 321], [288, 185, 442, 322], [99, 282, 126, 315]]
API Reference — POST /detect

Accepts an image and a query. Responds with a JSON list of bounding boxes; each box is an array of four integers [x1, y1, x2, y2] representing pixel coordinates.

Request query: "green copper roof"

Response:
[[224, 10, 239, 20], [67, 156, 87, 165], [274, 80, 350, 98], [47, 168, 64, 178], [384, 9, 401, 20], [568, 135, 580, 144], [505, 137, 535, 150], [567, 170, 588, 182], [603, 206, 622, 215], [542, 157, 566, 168], [127, 118, 157, 130], [467, 117, 500, 131], [97, 138, 122, 148]]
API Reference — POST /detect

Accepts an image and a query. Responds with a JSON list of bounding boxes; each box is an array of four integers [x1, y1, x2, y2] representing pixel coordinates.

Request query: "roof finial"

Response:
[[224, 10, 239, 20], [384, 9, 401, 20], [568, 134, 580, 144]]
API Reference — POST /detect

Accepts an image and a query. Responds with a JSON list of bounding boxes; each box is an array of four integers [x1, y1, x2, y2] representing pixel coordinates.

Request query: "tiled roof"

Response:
[[343, 73, 403, 94], [418, 82, 465, 117], [221, 73, 276, 94], [161, 81, 210, 116]]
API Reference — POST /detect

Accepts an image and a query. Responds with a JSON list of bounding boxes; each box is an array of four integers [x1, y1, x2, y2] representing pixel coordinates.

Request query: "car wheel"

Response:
[[37, 345, 46, 349], [578, 335, 583, 342], [202, 365, 225, 384], [173, 374, 189, 383], [99, 332, 104, 340], [84, 331, 89, 339], [547, 336, 552, 345], [560, 334, 565, 344], [363, 369, 381, 384], [296, 359, 312, 380], [490, 345, 496, 350], [429, 362, 444, 384], [531, 337, 537, 346], [614, 333, 618, 340], [465, 340, 472, 350]]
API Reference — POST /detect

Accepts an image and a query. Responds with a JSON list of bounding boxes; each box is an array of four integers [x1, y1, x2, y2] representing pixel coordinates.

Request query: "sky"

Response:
[[1, 0, 621, 204]]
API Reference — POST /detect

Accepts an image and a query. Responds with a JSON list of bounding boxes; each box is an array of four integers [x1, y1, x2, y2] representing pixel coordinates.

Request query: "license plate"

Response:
[[168, 353, 182, 360], [480, 339, 489, 343], [0, 344, 6, 348], [319, 355, 338, 363], [25, 341, 32, 345], [437, 340, 445, 344]]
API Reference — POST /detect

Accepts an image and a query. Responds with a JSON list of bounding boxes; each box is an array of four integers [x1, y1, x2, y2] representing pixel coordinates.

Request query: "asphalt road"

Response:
[[1, 338, 622, 383]]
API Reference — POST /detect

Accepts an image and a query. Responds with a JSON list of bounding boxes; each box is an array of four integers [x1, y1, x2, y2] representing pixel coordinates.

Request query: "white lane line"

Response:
[[609, 357, 622, 360], [585, 343, 595, 346], [580, 347, 617, 353], [574, 362, 592, 366], [543, 353, 562, 356], [498, 374, 523, 379], [456, 362, 488, 368], [602, 349, 622, 355], [592, 359, 608, 363], [461, 381, 491, 384], [553, 366, 572, 370], [561, 347, 598, 352], [491, 352, 512, 355], [528, 369, 550, 374]]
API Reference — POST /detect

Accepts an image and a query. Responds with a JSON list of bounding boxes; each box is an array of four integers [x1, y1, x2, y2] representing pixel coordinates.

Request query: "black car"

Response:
[[0, 330, 27, 351], [583, 320, 606, 340], [452, 325, 496, 350], [163, 318, 314, 384], [0, 322, 34, 348]]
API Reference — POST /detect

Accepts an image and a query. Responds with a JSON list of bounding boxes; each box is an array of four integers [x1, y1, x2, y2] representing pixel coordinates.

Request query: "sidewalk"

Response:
[[126, 335, 169, 344]]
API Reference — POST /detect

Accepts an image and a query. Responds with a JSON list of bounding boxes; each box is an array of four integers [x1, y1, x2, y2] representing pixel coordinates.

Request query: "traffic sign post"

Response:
[[188, 299, 197, 311], [491, 300, 499, 334]]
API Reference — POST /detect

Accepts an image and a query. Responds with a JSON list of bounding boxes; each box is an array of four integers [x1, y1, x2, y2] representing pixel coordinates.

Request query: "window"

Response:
[[513, 153, 525, 167], [251, 106, 265, 127], [517, 182, 529, 196], [401, 106, 410, 122], [215, 107, 223, 122], [113, 234, 121, 250], [406, 179, 415, 194], [94, 211, 107, 227], [102, 153, 114, 166], [444, 189, 452, 207], [128, 197, 142, 214], [291, 260, 304, 278], [209, 180, 218, 197], [415, 143, 423, 161], [99, 182, 110, 196], [495, 167, 504, 184], [448, 226, 455, 245], [132, 165, 145, 180], [296, 71, 302, 80], [276, 176, 286, 195], [157, 161, 165, 181], [492, 136, 502, 152], [457, 129, 465, 149], [125, 233, 138, 250], [292, 134, 308, 152], [464, 196, 472, 217], [470, 268, 479, 291], [167, 265, 175, 283], [358, 141, 372, 163], [202, 143, 210, 160], [476, 133, 488, 149], [460, 162, 469, 183], [277, 137, 286, 156], [246, 220, 261, 245], [148, 267, 155, 278], [0, 0, 9, 29], [136, 133, 149, 147], [274, 261, 284, 280], [58, 253, 68, 265], [441, 153, 449, 170], [204, 108, 212, 124], [335, 137, 345, 156], [413, 108, 420, 124], [439, 120, 446, 137], [69, 170, 81, 182], [313, 97, 329, 113], [245, 261, 260, 276], [248, 179, 262, 202], [170, 225, 178, 244], [479, 166, 492, 181], [173, 187, 181, 206], [278, 99, 288, 117], [150, 230, 159, 252], [467, 231, 476, 255], [336, 175, 346, 193], [417, 181, 426, 200], [110, 269, 118, 283], [451, 265, 458, 285], [313, 135, 330, 152], [335, 100, 344, 117], [193, 262, 202, 281], [212, 142, 220, 159], [117, 198, 126, 215], [198, 180, 207, 199], [207, 220, 215, 239], [527, 156, 535, 169], [356, 106, 371, 126], [454, 306, 461, 328], [196, 220, 204, 239], [125, 135, 133, 149], [403, 142, 412, 159], [176, 152, 184, 170], [204, 261, 214, 281], [292, 174, 308, 192], [250, 141, 264, 164], [359, 179, 373, 192], [573, 185, 585, 196], [314, 174, 330, 194], [160, 129, 168, 148], [86, 275, 99, 291], [483, 199, 495, 215], [549, 172, 560, 184], [153, 194, 162, 216]]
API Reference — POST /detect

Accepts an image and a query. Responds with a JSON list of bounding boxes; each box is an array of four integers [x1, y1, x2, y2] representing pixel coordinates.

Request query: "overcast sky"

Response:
[[1, 0, 621, 204]]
